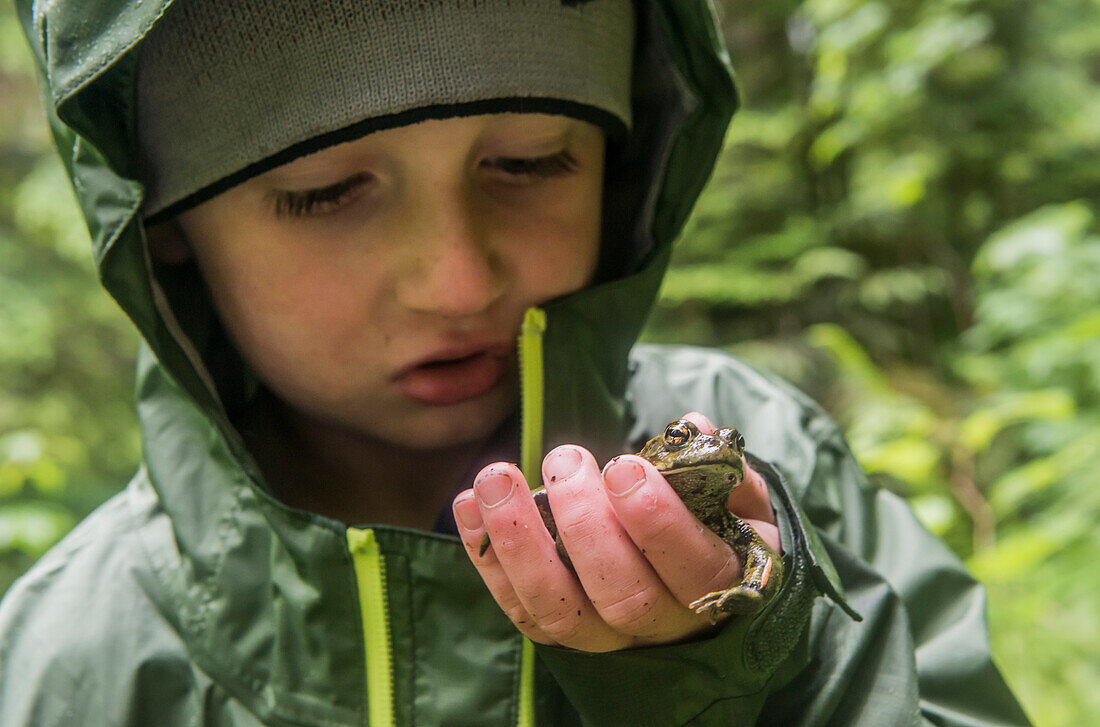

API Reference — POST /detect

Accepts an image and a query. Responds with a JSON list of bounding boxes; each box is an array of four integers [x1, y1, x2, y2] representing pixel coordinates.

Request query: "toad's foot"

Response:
[[689, 585, 764, 621]]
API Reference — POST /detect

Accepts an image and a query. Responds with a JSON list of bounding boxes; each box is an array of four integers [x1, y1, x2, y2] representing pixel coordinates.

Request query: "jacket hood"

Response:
[[14, 5, 738, 718], [16, 0, 737, 468]]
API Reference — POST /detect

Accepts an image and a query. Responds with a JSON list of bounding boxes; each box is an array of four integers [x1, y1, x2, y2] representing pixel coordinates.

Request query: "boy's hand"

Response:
[[451, 413, 780, 652]]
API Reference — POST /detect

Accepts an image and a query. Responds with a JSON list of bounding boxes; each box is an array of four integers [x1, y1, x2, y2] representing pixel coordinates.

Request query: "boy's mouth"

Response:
[[392, 343, 514, 406]]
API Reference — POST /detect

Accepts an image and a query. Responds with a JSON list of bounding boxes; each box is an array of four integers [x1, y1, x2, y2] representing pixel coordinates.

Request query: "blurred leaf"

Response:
[[910, 493, 958, 536], [857, 436, 942, 492], [973, 202, 1092, 279], [12, 159, 92, 265], [659, 264, 808, 306], [858, 266, 947, 312], [792, 246, 867, 282], [806, 323, 887, 391], [0, 503, 75, 555], [960, 389, 1075, 451], [968, 530, 1062, 584]]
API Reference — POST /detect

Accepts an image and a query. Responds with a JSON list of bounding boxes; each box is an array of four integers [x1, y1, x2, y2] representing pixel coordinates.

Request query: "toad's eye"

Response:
[[663, 422, 693, 448], [717, 428, 747, 454]]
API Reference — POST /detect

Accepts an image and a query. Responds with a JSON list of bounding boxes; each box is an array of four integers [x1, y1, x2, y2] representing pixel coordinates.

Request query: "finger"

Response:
[[744, 516, 782, 555], [543, 446, 708, 639], [603, 454, 744, 612], [472, 462, 631, 652], [452, 490, 558, 645], [680, 411, 716, 435], [728, 461, 778, 527]]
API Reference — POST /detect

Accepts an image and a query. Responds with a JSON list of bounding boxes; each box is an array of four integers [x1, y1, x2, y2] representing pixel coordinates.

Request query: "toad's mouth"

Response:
[[657, 462, 742, 483]]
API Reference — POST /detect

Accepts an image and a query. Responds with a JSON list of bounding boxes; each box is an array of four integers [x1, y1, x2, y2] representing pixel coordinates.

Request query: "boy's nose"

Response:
[[395, 199, 507, 317]]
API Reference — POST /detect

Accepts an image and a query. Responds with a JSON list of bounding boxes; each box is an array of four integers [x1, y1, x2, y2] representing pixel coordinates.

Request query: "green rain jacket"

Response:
[[1, 1, 1031, 725]]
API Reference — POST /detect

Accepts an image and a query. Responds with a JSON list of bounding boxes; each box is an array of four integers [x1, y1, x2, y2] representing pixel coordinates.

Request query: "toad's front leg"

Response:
[[689, 515, 782, 620]]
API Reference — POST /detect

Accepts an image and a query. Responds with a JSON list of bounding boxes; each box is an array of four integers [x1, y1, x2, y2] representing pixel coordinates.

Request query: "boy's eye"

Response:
[[272, 173, 369, 218], [484, 150, 578, 180]]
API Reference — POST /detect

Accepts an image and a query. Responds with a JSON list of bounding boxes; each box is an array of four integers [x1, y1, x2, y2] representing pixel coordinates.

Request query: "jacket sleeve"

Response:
[[757, 431, 1032, 727], [532, 457, 847, 726], [542, 345, 1032, 727]]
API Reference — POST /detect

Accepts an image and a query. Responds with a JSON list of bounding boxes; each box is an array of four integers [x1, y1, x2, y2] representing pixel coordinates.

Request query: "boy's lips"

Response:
[[392, 342, 515, 406]]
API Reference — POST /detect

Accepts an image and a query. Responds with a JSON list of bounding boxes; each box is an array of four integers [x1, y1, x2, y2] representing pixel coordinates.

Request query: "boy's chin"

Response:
[[389, 394, 516, 451], [330, 382, 517, 453]]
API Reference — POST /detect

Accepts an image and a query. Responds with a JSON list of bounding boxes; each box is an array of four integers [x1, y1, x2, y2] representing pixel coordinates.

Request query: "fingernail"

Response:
[[604, 458, 646, 497], [543, 446, 582, 486], [475, 470, 515, 507], [453, 495, 483, 532]]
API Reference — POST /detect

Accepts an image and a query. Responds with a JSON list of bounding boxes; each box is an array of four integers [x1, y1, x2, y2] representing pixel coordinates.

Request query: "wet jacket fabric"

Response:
[[0, 1, 1031, 726]]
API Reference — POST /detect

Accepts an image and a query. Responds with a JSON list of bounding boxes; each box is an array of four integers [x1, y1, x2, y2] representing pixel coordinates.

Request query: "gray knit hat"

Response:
[[137, 0, 636, 223]]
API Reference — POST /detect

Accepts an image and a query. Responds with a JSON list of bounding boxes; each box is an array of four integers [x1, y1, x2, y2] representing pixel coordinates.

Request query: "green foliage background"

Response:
[[1, 2, 1097, 725]]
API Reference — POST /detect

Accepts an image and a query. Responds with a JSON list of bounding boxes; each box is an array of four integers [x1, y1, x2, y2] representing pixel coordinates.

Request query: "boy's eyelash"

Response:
[[272, 151, 577, 218], [489, 151, 578, 178], [273, 174, 367, 217]]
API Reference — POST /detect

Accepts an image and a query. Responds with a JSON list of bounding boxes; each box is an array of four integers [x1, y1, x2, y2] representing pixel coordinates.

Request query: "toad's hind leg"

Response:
[[689, 516, 782, 620]]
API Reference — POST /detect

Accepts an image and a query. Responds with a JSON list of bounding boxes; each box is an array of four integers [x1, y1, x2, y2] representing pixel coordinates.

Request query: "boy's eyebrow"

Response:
[[257, 145, 378, 186], [478, 125, 577, 154], [478, 111, 579, 137]]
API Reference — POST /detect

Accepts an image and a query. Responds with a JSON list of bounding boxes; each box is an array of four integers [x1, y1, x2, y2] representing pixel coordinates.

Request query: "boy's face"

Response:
[[155, 113, 605, 450]]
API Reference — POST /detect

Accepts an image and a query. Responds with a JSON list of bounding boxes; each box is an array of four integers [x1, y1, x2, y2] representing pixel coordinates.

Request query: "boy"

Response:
[[1, 0, 1030, 725]]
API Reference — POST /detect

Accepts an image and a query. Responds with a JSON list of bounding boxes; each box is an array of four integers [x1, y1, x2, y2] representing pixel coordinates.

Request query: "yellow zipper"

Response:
[[518, 307, 547, 490], [515, 306, 546, 727], [516, 638, 536, 727], [347, 527, 394, 726], [344, 308, 545, 727]]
